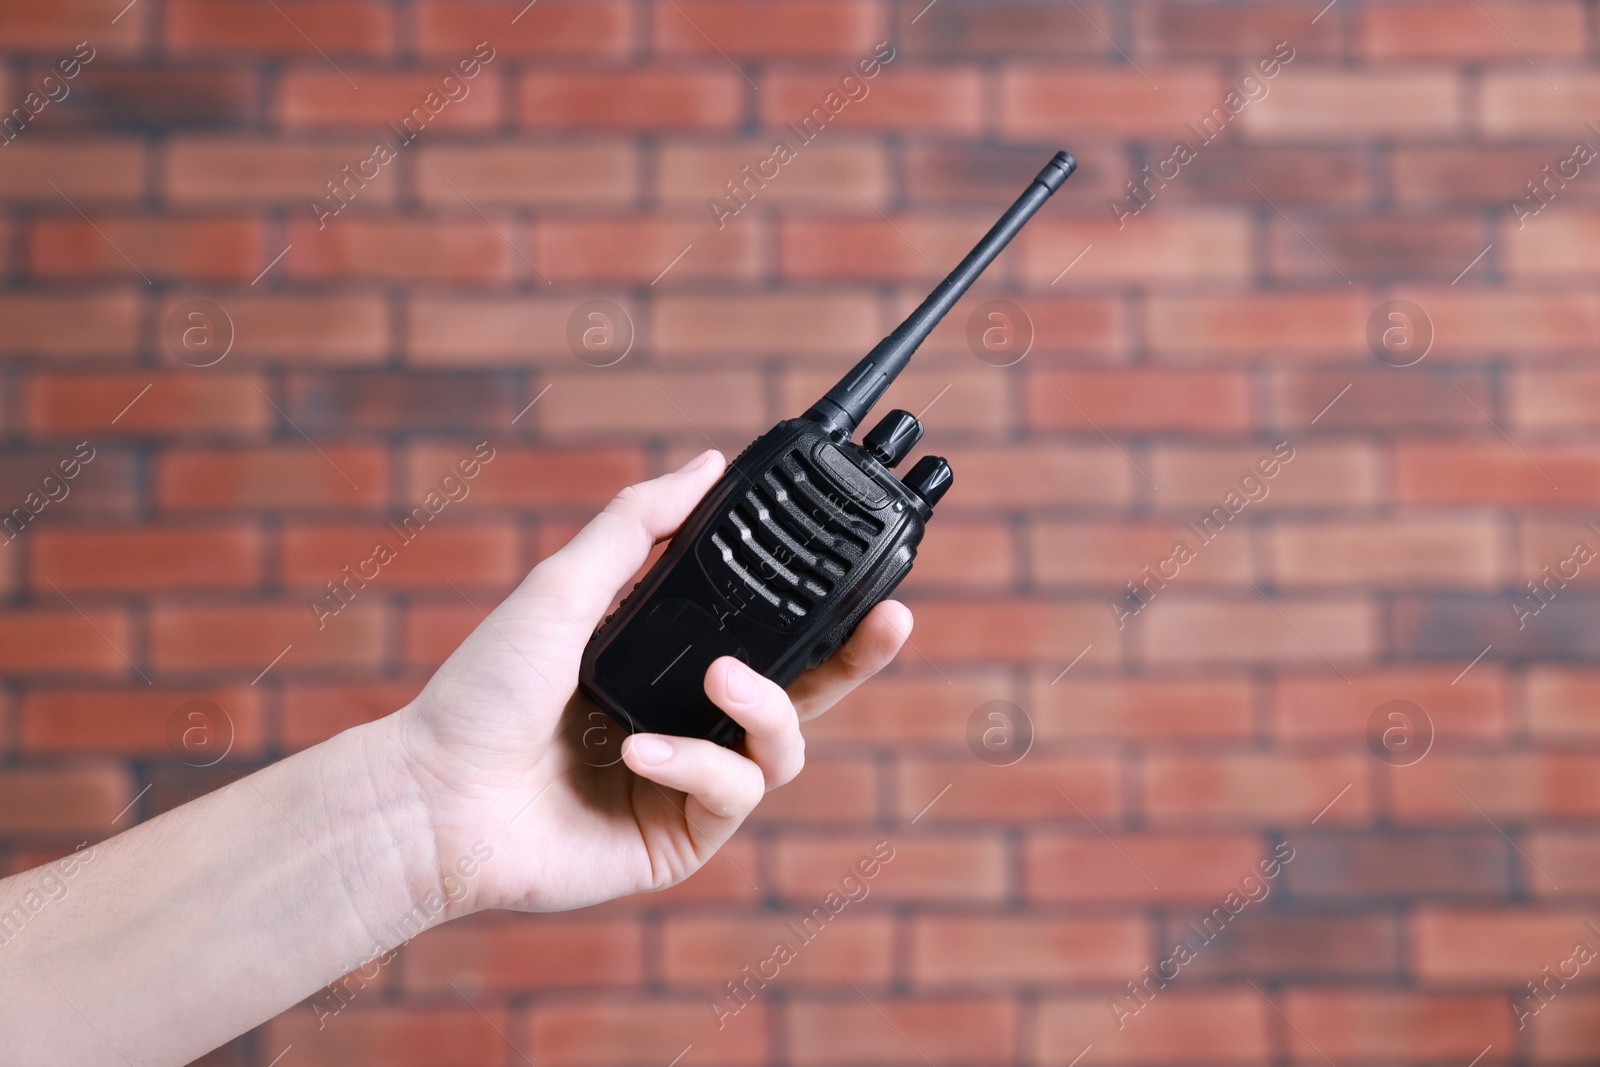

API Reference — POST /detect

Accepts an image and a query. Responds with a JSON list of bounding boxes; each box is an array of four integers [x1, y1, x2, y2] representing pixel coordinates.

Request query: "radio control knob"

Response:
[[903, 455, 953, 507], [863, 409, 923, 468]]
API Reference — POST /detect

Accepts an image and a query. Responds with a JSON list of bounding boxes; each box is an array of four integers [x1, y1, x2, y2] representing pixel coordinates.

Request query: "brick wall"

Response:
[[4, 0, 1600, 1063]]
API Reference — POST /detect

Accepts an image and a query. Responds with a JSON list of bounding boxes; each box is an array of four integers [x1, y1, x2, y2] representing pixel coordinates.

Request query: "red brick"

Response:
[[661, 914, 894, 985], [0, 142, 146, 200], [1365, 1, 1584, 59], [776, 368, 995, 436], [912, 916, 1143, 985], [1140, 4, 1340, 58], [402, 600, 478, 667], [286, 371, 515, 433], [1275, 668, 1508, 742], [287, 219, 513, 284], [1142, 595, 1377, 666], [1508, 212, 1600, 278], [20, 687, 263, 756], [417, 142, 638, 205], [282, 522, 521, 591], [916, 2, 1111, 58], [787, 997, 1016, 1065], [1239, 70, 1463, 137], [150, 603, 386, 674], [158, 447, 389, 510], [910, 520, 1015, 590], [1031, 520, 1252, 588], [1514, 369, 1600, 430], [406, 916, 642, 992], [935, 445, 1132, 509], [1036, 993, 1270, 1063], [0, 0, 142, 50], [1270, 368, 1495, 431], [907, 142, 1126, 206], [519, 69, 744, 130], [652, 294, 880, 361], [1285, 991, 1512, 1059], [1529, 994, 1600, 1061], [166, 138, 402, 205], [1285, 833, 1511, 898], [280, 681, 420, 749], [407, 296, 598, 365], [1525, 831, 1600, 898], [534, 217, 761, 283], [160, 294, 390, 365], [1001, 67, 1225, 138], [166, 0, 392, 53], [405, 444, 643, 510], [1394, 145, 1599, 207], [774, 835, 1006, 902], [1024, 833, 1265, 903], [1482, 72, 1600, 137], [1146, 293, 1368, 360], [1270, 517, 1505, 588], [762, 67, 985, 133], [0, 293, 141, 360], [32, 525, 262, 592], [1416, 289, 1600, 356], [0, 609, 136, 677], [1150, 442, 1380, 511], [28, 217, 262, 281], [1017, 213, 1253, 284], [262, 1007, 507, 1067], [278, 71, 501, 130], [58, 64, 260, 128], [1182, 914, 1401, 980], [801, 672, 1011, 746], [1526, 668, 1600, 739], [896, 755, 1121, 823], [526, 998, 769, 1067], [1029, 676, 1255, 741], [781, 217, 1010, 282], [1396, 442, 1600, 506], [1029, 369, 1253, 434], [1144, 752, 1371, 824], [912, 600, 1115, 664], [1413, 907, 1598, 982], [660, 140, 890, 208], [746, 757, 880, 824], [27, 373, 272, 437], [1268, 216, 1487, 282], [0, 768, 133, 836], [518, 374, 761, 441], [415, 0, 632, 58], [654, 1, 884, 57], [1391, 753, 1600, 821]]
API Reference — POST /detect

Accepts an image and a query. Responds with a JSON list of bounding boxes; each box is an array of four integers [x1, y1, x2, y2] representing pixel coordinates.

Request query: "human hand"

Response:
[[387, 450, 913, 915]]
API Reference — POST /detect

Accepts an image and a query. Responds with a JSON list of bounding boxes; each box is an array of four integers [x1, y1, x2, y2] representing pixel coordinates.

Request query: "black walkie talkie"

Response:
[[580, 151, 1076, 745]]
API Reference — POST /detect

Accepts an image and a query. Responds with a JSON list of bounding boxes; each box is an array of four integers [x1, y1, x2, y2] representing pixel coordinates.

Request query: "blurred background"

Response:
[[4, 0, 1600, 1063]]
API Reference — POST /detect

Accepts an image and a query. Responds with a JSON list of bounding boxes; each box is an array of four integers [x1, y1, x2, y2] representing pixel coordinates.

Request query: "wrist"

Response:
[[357, 705, 494, 929]]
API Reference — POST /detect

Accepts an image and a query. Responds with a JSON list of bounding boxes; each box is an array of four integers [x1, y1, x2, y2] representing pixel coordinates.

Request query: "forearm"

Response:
[[0, 714, 440, 1065]]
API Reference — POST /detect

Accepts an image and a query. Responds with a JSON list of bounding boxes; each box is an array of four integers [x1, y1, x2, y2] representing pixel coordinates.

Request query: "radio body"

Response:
[[579, 151, 1075, 744]]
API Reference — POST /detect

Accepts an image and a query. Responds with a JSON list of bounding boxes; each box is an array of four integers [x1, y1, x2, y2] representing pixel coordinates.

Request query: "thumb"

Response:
[[523, 449, 726, 631]]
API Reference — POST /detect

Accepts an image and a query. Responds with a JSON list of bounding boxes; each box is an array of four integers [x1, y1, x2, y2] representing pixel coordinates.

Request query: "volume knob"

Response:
[[863, 409, 923, 468], [903, 455, 953, 507]]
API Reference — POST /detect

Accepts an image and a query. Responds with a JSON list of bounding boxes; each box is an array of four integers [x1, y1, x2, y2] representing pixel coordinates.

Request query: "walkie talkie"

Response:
[[580, 151, 1076, 745]]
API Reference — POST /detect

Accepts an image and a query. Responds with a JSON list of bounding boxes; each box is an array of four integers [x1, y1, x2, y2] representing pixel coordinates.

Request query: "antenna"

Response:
[[803, 150, 1076, 434]]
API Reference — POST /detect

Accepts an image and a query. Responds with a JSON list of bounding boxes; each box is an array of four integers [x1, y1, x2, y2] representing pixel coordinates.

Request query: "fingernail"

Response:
[[725, 660, 761, 705], [678, 449, 716, 473], [627, 734, 674, 765]]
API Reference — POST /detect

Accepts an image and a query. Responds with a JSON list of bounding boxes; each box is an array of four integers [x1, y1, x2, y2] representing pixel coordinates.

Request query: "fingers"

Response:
[[787, 600, 913, 721], [704, 657, 805, 790], [531, 449, 725, 629], [621, 733, 765, 843]]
